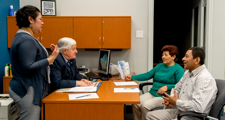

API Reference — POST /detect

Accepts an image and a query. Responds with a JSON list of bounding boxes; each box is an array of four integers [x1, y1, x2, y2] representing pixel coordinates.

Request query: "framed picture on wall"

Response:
[[41, 0, 56, 16]]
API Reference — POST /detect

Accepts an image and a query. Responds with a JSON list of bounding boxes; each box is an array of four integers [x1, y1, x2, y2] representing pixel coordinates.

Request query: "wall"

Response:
[[210, 0, 225, 79], [0, 0, 19, 93], [20, 0, 151, 74], [19, 0, 225, 80]]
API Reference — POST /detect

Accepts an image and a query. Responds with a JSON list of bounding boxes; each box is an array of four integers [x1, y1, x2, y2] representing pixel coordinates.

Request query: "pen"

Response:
[[75, 94, 90, 99]]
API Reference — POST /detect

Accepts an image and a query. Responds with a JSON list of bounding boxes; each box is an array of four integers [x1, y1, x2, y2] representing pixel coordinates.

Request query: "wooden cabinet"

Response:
[[74, 18, 102, 48], [40, 17, 74, 48], [7, 16, 73, 48], [3, 76, 12, 94], [7, 17, 40, 48], [7, 17, 18, 48], [7, 16, 131, 49], [101, 17, 131, 49], [74, 17, 131, 49]]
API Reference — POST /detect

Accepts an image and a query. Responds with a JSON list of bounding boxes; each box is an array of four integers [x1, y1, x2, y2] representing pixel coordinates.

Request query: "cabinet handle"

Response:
[[99, 37, 101, 44], [41, 37, 43, 42], [37, 37, 39, 41], [103, 37, 104, 44]]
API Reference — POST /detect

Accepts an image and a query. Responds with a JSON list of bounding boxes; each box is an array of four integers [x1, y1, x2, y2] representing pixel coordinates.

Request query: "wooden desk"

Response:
[[42, 80, 140, 120]]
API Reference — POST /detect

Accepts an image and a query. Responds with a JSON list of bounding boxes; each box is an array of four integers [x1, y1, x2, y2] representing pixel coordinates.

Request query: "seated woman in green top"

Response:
[[125, 45, 184, 120]]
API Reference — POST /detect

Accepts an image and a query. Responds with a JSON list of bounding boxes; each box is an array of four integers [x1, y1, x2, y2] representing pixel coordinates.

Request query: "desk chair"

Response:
[[177, 79, 225, 120]]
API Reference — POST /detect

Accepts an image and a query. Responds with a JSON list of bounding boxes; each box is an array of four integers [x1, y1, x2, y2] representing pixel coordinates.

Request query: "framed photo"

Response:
[[41, 0, 56, 16]]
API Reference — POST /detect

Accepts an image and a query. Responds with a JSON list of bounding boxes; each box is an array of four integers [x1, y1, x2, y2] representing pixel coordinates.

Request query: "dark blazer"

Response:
[[9, 31, 49, 107], [50, 53, 82, 92]]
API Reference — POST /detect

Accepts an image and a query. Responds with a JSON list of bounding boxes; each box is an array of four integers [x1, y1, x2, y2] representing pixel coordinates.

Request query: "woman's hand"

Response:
[[156, 86, 168, 95], [81, 79, 94, 86], [47, 44, 59, 65], [125, 75, 132, 81]]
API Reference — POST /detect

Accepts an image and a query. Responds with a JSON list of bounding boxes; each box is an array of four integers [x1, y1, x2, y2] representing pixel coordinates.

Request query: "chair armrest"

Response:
[[177, 111, 207, 120], [139, 82, 153, 94]]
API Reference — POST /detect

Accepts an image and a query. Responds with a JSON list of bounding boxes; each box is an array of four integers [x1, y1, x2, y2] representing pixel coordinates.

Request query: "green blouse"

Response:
[[131, 63, 184, 97]]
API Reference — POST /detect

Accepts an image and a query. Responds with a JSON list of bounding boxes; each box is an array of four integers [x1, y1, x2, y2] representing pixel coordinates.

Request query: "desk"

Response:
[[42, 80, 140, 120]]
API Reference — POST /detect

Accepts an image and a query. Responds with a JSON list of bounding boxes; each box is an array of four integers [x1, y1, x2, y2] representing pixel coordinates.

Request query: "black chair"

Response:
[[177, 79, 225, 120], [139, 81, 170, 111], [139, 82, 153, 94]]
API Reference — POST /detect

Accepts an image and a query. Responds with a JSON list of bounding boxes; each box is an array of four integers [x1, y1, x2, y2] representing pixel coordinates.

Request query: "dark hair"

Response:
[[161, 45, 179, 61], [189, 47, 205, 65], [16, 5, 40, 29]]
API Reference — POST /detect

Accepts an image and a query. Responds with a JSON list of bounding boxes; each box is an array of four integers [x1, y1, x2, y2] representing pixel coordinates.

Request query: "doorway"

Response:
[[153, 0, 202, 66]]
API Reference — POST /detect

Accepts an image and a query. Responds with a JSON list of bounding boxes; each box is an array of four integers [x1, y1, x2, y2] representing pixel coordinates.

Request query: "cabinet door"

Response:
[[41, 17, 74, 48], [74, 18, 102, 48], [7, 17, 18, 48], [7, 17, 41, 48], [102, 17, 131, 49]]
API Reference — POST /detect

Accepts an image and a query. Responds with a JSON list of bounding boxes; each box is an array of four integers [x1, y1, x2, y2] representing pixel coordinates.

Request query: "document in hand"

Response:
[[69, 93, 99, 100], [114, 82, 138, 86], [114, 88, 140, 93], [117, 60, 130, 80]]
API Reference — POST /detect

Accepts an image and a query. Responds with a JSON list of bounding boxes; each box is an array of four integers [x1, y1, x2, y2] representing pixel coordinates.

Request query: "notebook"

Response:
[[56, 82, 102, 93]]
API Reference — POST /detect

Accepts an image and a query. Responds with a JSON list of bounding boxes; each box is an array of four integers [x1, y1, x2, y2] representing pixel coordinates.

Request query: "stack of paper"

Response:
[[69, 93, 99, 100], [56, 87, 97, 93], [114, 82, 138, 86], [114, 88, 140, 93]]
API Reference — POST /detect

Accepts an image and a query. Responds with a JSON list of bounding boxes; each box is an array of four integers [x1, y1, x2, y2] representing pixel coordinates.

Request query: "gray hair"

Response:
[[57, 37, 76, 53]]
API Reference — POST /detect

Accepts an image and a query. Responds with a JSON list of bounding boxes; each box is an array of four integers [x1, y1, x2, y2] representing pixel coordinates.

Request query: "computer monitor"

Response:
[[97, 49, 111, 79]]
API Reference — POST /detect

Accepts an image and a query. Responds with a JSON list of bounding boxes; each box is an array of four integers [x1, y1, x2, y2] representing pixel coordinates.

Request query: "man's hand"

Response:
[[157, 86, 167, 95], [77, 81, 93, 87], [162, 100, 173, 108], [162, 90, 179, 106], [81, 79, 94, 86]]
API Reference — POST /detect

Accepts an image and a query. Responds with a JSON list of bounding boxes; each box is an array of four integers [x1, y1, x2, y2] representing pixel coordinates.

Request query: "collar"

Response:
[[61, 53, 69, 63], [189, 64, 206, 77], [17, 29, 39, 41], [17, 29, 32, 35]]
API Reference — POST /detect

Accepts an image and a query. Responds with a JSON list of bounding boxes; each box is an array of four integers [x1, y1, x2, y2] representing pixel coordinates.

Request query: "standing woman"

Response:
[[8, 5, 59, 120]]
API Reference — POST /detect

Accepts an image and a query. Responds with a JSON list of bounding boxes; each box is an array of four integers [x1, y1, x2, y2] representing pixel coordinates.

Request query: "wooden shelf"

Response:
[[3, 76, 12, 94]]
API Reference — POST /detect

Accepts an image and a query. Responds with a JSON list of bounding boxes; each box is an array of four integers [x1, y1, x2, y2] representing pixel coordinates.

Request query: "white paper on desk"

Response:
[[68, 87, 97, 92], [114, 88, 140, 93], [69, 93, 99, 100], [114, 82, 138, 86]]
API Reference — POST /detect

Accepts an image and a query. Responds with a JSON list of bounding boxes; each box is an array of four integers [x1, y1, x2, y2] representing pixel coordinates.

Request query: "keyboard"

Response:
[[85, 72, 101, 79]]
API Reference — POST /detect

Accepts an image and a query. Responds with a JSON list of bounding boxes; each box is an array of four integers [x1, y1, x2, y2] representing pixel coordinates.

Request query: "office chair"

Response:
[[177, 79, 225, 120], [139, 81, 171, 111], [139, 82, 153, 94]]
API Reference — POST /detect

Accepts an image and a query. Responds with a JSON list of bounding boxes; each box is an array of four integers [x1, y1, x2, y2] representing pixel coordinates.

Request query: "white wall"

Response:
[[210, 0, 225, 79], [20, 0, 225, 80], [20, 0, 151, 74]]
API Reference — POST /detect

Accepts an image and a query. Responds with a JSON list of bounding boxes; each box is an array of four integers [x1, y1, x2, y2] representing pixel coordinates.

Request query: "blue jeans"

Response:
[[9, 86, 41, 120]]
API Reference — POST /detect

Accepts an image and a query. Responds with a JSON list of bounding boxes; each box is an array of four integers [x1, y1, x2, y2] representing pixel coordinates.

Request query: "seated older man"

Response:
[[50, 37, 93, 92]]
